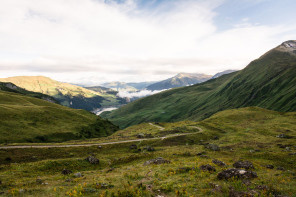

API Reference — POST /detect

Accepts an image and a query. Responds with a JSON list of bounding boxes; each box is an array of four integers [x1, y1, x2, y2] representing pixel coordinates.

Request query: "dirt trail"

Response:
[[149, 123, 165, 130]]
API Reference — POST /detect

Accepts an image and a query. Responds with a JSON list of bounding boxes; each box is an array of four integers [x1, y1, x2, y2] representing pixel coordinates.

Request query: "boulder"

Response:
[[217, 168, 258, 180], [74, 172, 82, 178], [144, 157, 171, 166], [144, 146, 155, 152], [36, 178, 43, 184], [136, 133, 145, 138], [212, 159, 226, 167], [205, 144, 220, 151], [200, 164, 216, 172], [233, 160, 254, 169], [85, 156, 99, 164], [61, 169, 72, 175], [277, 134, 292, 139], [266, 165, 274, 169]]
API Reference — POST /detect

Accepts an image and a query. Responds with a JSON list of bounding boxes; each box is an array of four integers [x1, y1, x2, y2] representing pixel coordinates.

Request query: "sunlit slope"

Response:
[[0, 76, 125, 111], [103, 41, 296, 128], [0, 90, 118, 143]]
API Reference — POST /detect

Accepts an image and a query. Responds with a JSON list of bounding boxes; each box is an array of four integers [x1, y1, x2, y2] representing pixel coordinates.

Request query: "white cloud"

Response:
[[0, 0, 295, 84], [117, 89, 167, 99]]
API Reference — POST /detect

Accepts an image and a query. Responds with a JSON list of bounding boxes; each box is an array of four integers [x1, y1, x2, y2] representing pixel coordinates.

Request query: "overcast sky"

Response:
[[0, 0, 295, 85]]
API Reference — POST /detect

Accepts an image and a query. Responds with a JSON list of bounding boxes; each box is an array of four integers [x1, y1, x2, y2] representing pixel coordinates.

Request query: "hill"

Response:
[[146, 73, 212, 91], [101, 81, 138, 92], [0, 76, 125, 111], [102, 40, 296, 128], [1, 107, 295, 196], [0, 89, 118, 143], [211, 69, 237, 79]]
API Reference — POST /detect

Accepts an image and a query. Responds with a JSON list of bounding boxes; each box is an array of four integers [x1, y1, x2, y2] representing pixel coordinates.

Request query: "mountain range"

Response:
[[0, 76, 126, 111], [102, 40, 296, 128]]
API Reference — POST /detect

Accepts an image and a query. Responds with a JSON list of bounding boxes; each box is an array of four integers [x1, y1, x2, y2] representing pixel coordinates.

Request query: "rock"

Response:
[[65, 179, 72, 182], [74, 172, 82, 178], [200, 155, 210, 158], [255, 185, 269, 190], [84, 188, 97, 193], [229, 189, 258, 197], [85, 156, 99, 164], [205, 144, 220, 151], [136, 133, 145, 138], [36, 178, 43, 184], [213, 136, 219, 140], [96, 183, 114, 189], [233, 160, 254, 169], [266, 165, 274, 169], [144, 146, 155, 152], [145, 133, 154, 138], [19, 189, 25, 194], [289, 152, 296, 156], [144, 157, 171, 166], [106, 168, 115, 173], [0, 180, 1, 185], [217, 168, 258, 180], [97, 145, 102, 149], [212, 159, 226, 167], [276, 167, 285, 171], [129, 144, 137, 149], [208, 183, 222, 193], [61, 169, 72, 175], [200, 164, 216, 172], [277, 134, 292, 139]]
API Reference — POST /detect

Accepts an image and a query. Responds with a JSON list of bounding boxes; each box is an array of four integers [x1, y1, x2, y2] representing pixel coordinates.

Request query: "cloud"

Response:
[[117, 89, 167, 99], [0, 0, 295, 84]]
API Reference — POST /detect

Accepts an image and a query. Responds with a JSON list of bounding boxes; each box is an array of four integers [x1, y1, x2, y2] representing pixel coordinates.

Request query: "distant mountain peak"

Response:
[[276, 40, 296, 54]]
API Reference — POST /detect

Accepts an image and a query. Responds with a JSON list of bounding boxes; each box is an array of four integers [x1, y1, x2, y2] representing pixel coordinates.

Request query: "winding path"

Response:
[[0, 125, 203, 149]]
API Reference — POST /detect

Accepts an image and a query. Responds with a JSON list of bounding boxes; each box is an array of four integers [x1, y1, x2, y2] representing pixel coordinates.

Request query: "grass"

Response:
[[0, 107, 295, 196], [102, 48, 296, 128], [0, 90, 118, 143]]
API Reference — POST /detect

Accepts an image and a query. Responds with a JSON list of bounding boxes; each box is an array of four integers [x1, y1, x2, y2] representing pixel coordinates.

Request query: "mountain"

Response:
[[0, 76, 126, 111], [84, 86, 118, 96], [0, 88, 118, 143], [101, 81, 138, 92], [0, 82, 57, 103], [146, 73, 212, 91], [211, 70, 238, 79], [102, 40, 296, 128], [126, 81, 156, 90]]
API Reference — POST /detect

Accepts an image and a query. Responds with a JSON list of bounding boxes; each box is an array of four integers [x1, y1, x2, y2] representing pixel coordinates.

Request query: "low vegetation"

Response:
[[0, 107, 295, 196]]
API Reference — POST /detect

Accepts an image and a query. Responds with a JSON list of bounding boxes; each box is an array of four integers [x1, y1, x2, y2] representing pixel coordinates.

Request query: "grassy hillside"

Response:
[[102, 41, 296, 128], [0, 90, 118, 143], [0, 76, 126, 111], [0, 107, 295, 196]]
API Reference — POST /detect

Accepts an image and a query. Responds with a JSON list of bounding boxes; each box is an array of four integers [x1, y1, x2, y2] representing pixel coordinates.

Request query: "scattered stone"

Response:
[[136, 133, 145, 138], [19, 189, 25, 194], [85, 156, 99, 164], [256, 185, 269, 190], [145, 133, 154, 138], [233, 160, 254, 169], [106, 168, 115, 173], [242, 179, 252, 186], [129, 144, 137, 149], [212, 136, 219, 140], [209, 183, 222, 193], [61, 169, 72, 175], [144, 157, 171, 166], [249, 149, 260, 153], [266, 165, 274, 169], [200, 164, 216, 172], [212, 159, 226, 167], [217, 168, 258, 180], [97, 145, 102, 149], [144, 146, 155, 152], [205, 144, 220, 151], [74, 172, 82, 178], [96, 183, 114, 189], [276, 167, 285, 171], [277, 134, 292, 139], [36, 178, 43, 184], [289, 152, 296, 156], [0, 180, 2, 185], [229, 189, 258, 197], [65, 179, 72, 182]]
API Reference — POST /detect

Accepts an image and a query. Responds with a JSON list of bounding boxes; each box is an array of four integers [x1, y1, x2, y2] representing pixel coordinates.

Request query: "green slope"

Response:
[[102, 40, 296, 128], [0, 90, 118, 143], [0, 76, 126, 111]]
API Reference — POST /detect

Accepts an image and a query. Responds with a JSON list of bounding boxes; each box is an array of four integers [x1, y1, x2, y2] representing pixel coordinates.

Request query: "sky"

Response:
[[0, 0, 295, 85]]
